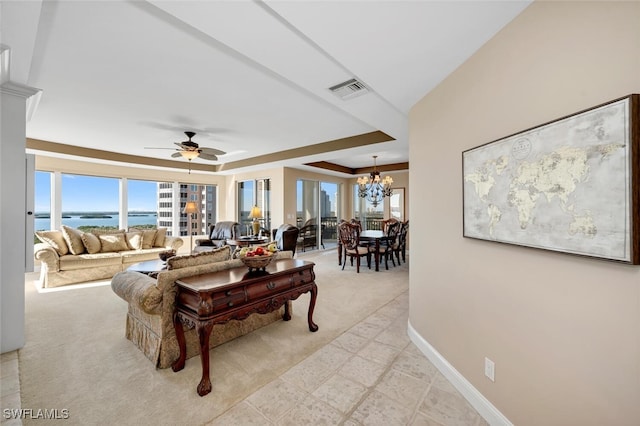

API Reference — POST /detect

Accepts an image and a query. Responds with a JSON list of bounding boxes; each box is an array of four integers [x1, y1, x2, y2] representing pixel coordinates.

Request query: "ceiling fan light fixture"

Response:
[[180, 150, 199, 160]]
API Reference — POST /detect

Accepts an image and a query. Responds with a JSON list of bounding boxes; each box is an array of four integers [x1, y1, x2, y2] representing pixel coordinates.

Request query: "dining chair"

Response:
[[373, 221, 401, 270], [337, 221, 370, 273], [381, 218, 400, 234], [394, 220, 409, 265]]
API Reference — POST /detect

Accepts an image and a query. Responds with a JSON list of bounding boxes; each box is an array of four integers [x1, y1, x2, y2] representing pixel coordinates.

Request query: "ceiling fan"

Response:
[[146, 131, 226, 162]]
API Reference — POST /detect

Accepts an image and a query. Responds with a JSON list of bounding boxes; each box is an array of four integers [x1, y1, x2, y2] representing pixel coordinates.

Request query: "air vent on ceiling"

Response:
[[328, 78, 369, 100]]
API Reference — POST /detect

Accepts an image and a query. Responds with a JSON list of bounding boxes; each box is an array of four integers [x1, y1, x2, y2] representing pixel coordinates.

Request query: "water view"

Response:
[[35, 212, 157, 231]]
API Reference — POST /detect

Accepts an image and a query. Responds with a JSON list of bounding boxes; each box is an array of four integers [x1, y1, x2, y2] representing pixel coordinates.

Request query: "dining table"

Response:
[[337, 229, 390, 272]]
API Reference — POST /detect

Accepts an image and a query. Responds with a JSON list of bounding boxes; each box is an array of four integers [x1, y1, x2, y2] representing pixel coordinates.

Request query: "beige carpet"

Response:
[[19, 249, 409, 425]]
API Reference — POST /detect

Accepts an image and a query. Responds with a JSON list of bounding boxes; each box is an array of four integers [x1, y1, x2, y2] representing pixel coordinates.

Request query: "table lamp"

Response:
[[248, 205, 262, 236]]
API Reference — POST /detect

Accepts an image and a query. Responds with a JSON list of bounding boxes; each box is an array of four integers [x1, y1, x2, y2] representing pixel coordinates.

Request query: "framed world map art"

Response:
[[462, 94, 639, 263]]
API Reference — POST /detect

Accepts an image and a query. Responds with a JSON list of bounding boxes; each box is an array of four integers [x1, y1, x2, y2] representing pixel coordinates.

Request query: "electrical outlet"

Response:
[[484, 357, 495, 382]]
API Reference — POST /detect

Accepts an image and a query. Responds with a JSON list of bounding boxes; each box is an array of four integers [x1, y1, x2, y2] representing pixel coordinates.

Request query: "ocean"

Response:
[[35, 213, 157, 231]]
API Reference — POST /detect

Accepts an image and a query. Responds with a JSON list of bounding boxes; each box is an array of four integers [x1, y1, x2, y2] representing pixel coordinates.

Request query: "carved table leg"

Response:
[[196, 320, 215, 396], [283, 300, 292, 321], [307, 283, 319, 332], [171, 311, 186, 372]]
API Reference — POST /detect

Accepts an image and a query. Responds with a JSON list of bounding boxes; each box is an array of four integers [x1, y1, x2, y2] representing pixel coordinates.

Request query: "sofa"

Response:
[[194, 221, 241, 250], [34, 225, 183, 288], [110, 246, 293, 368]]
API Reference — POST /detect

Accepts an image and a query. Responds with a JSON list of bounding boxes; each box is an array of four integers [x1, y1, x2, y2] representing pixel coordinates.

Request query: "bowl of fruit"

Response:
[[239, 244, 278, 272]]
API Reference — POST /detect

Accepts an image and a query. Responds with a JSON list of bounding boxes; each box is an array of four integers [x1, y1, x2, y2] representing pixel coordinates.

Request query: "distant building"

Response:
[[157, 183, 216, 236]]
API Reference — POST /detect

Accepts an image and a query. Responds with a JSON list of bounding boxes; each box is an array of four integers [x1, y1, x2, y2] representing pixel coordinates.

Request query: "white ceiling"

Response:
[[2, 0, 531, 176]]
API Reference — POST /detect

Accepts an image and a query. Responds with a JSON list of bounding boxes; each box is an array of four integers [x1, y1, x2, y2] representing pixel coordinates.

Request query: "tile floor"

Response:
[[1, 351, 21, 426], [208, 290, 488, 426], [1, 288, 488, 426]]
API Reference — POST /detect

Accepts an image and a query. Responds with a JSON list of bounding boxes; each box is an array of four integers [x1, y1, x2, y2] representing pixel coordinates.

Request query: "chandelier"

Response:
[[357, 156, 393, 207]]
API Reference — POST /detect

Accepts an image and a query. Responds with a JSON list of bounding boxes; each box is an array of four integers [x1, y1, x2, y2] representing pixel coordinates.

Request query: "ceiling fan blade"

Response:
[[198, 152, 218, 161], [200, 147, 226, 156], [171, 152, 183, 158]]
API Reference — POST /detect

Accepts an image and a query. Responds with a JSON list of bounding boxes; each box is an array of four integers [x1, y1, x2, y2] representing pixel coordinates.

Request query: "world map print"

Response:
[[463, 98, 632, 262]]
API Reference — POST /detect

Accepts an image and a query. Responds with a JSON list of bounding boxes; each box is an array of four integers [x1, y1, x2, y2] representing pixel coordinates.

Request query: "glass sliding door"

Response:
[[320, 182, 339, 249], [297, 180, 319, 251], [256, 178, 271, 233], [238, 180, 254, 236], [297, 179, 340, 251]]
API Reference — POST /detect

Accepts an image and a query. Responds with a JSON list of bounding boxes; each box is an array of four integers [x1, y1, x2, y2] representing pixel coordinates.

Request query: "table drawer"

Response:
[[210, 287, 247, 310], [293, 268, 314, 286], [246, 274, 294, 301], [245, 268, 314, 301]]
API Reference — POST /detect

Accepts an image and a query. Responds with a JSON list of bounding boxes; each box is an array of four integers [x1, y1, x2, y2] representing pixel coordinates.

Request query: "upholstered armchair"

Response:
[[272, 224, 300, 255], [194, 221, 241, 250]]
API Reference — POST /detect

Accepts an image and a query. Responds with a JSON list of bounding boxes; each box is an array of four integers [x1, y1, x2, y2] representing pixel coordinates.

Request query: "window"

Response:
[[354, 184, 384, 230], [61, 174, 119, 231], [32, 171, 217, 239], [179, 183, 216, 235], [127, 179, 158, 228], [34, 171, 52, 233], [237, 179, 270, 236]]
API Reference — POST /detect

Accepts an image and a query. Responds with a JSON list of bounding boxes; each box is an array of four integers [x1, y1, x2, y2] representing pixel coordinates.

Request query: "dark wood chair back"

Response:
[[382, 218, 400, 234], [338, 221, 361, 251], [337, 221, 370, 272], [384, 220, 401, 242]]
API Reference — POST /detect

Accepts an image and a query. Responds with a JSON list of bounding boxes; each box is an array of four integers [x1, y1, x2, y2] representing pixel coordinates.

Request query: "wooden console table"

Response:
[[171, 258, 318, 396]]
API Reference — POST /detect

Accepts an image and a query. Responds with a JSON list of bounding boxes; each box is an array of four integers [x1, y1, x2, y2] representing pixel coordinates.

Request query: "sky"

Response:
[[35, 172, 342, 214], [35, 172, 157, 212]]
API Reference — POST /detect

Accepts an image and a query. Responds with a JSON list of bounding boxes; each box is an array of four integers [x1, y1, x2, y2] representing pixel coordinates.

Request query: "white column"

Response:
[[0, 48, 42, 352], [119, 178, 128, 230], [172, 181, 180, 238], [51, 171, 62, 230]]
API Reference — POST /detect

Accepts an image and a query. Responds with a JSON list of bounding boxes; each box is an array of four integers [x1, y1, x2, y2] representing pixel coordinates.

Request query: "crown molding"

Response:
[[1, 46, 42, 121], [305, 160, 409, 175], [27, 130, 397, 174]]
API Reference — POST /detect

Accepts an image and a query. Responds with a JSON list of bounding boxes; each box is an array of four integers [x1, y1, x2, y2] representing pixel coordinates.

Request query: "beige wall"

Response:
[[409, 1, 639, 425]]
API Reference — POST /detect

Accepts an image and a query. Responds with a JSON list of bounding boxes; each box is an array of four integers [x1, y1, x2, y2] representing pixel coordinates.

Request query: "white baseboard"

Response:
[[407, 320, 513, 426]]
